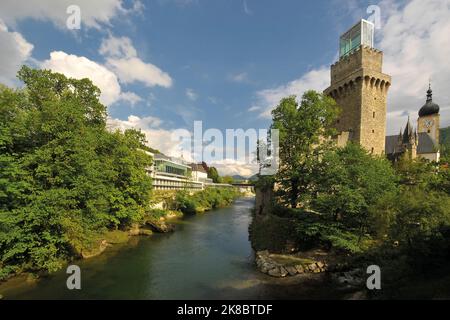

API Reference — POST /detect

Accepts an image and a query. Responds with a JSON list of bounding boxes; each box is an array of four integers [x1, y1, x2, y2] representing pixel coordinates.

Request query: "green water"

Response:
[[2, 198, 342, 300]]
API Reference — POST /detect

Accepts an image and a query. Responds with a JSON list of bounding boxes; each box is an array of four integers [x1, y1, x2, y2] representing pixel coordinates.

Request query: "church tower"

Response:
[[417, 84, 440, 143], [324, 20, 391, 155]]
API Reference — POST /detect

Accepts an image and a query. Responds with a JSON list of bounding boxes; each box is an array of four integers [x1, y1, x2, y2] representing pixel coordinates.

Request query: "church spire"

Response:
[[427, 81, 433, 102]]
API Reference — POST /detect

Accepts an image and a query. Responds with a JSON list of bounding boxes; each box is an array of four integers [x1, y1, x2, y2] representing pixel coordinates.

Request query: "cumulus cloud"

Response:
[[0, 19, 34, 85], [210, 159, 258, 177], [41, 51, 142, 107], [0, 0, 142, 29], [42, 51, 122, 106], [378, 0, 450, 133], [107, 115, 193, 161], [120, 91, 143, 106], [100, 35, 173, 88], [250, 67, 330, 118]]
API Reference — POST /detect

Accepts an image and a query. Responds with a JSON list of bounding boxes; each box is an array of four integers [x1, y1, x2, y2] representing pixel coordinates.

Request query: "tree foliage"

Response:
[[0, 67, 153, 278], [271, 91, 340, 208]]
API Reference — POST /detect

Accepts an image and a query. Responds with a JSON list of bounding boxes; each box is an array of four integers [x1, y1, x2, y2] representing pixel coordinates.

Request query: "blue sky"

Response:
[[1, 0, 449, 176]]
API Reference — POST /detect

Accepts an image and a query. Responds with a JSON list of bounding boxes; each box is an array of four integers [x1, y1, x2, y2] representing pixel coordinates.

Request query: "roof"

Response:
[[385, 135, 399, 155], [385, 132, 439, 155], [190, 163, 207, 173], [417, 132, 439, 154], [419, 86, 440, 117]]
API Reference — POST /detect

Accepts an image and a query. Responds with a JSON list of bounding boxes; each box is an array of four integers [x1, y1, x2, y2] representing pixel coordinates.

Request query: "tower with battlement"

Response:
[[324, 20, 391, 155]]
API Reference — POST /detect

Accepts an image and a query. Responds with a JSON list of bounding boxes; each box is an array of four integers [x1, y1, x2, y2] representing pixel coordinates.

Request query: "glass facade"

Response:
[[339, 19, 374, 58]]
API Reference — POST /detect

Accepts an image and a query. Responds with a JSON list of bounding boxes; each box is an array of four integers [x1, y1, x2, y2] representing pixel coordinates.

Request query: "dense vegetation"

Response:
[[253, 90, 450, 295], [0, 67, 154, 279], [441, 126, 450, 157], [165, 188, 240, 215]]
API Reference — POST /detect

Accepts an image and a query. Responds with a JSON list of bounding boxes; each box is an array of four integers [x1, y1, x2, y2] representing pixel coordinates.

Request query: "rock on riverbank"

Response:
[[255, 251, 328, 278]]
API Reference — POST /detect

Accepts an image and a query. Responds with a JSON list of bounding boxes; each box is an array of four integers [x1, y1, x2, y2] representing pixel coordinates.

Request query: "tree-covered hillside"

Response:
[[441, 126, 450, 157]]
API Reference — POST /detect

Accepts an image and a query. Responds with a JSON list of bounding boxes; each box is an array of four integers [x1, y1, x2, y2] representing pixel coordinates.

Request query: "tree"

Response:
[[372, 187, 450, 252], [312, 143, 398, 236], [207, 167, 221, 183], [271, 91, 340, 208], [221, 176, 235, 184], [0, 67, 153, 278]]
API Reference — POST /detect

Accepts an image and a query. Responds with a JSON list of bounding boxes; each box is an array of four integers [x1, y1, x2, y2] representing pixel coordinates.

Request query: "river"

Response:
[[1, 197, 344, 300]]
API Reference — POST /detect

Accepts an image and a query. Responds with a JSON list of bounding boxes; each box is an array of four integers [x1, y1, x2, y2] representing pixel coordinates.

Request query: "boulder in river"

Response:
[[146, 219, 175, 233]]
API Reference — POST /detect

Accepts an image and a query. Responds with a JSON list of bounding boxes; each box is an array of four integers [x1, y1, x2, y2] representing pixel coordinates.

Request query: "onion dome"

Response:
[[419, 84, 440, 117]]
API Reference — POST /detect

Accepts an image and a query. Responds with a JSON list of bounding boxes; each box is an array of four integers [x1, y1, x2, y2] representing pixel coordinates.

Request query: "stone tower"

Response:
[[417, 84, 440, 143], [324, 20, 391, 155]]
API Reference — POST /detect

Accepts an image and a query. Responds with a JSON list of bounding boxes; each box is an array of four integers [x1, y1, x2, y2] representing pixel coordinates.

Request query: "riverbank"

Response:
[[0, 197, 275, 300], [0, 187, 242, 295]]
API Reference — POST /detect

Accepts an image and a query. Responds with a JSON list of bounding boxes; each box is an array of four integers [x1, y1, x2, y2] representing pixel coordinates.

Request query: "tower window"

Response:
[[371, 147, 374, 154], [428, 130, 431, 133], [373, 112, 376, 118], [372, 129, 375, 133]]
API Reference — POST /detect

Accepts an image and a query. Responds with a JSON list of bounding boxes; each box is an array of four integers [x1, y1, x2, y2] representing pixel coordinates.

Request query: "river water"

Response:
[[2, 197, 343, 300]]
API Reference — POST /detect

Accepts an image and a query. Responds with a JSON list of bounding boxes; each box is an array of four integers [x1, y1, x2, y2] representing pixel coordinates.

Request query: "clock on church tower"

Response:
[[417, 85, 440, 143]]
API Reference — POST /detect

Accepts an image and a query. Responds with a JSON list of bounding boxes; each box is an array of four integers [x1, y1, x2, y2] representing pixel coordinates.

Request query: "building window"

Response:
[[372, 129, 375, 133], [373, 112, 376, 118], [371, 147, 374, 154], [428, 130, 431, 133]]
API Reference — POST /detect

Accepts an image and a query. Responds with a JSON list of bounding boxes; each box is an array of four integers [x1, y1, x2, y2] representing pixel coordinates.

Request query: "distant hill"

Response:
[[232, 175, 247, 181], [441, 127, 450, 157]]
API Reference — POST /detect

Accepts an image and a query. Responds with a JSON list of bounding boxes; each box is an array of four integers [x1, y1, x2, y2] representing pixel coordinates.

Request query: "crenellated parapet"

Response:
[[325, 74, 391, 100]]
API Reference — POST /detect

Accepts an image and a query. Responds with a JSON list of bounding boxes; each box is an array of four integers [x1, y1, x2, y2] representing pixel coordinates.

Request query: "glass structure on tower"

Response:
[[339, 19, 375, 58]]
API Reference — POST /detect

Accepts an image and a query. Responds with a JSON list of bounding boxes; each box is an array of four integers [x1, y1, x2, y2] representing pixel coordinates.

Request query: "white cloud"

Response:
[[378, 0, 450, 133], [120, 91, 143, 106], [41, 51, 142, 107], [100, 35, 173, 88], [0, 19, 34, 85], [107, 115, 192, 160], [42, 51, 121, 106], [210, 159, 258, 177], [0, 0, 141, 29], [186, 88, 198, 101], [250, 67, 330, 118]]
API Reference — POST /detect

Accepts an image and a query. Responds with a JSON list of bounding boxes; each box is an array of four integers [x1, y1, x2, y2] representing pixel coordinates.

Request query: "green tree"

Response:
[[207, 167, 221, 183], [221, 176, 235, 184], [372, 187, 450, 252], [312, 143, 398, 236], [0, 66, 153, 278], [271, 91, 340, 208]]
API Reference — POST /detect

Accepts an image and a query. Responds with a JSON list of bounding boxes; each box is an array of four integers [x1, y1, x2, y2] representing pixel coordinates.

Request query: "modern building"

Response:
[[144, 152, 231, 190], [146, 153, 203, 190]]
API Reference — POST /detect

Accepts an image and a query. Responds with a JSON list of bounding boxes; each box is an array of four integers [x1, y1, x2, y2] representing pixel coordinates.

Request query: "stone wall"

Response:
[[324, 45, 391, 155]]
